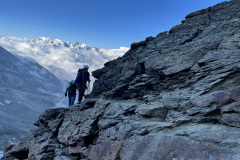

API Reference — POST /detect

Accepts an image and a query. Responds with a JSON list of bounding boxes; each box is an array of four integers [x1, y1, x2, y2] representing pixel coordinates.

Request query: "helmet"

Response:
[[83, 65, 89, 69], [70, 80, 75, 84]]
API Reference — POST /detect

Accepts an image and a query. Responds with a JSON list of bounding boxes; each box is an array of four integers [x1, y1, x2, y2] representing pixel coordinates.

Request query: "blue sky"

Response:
[[0, 0, 229, 49]]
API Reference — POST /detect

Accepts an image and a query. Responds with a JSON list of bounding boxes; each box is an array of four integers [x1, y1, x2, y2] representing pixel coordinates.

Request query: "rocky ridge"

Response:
[[2, 0, 240, 159]]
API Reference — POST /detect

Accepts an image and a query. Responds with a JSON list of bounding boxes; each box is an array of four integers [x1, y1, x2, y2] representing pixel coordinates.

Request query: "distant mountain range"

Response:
[[0, 36, 129, 81]]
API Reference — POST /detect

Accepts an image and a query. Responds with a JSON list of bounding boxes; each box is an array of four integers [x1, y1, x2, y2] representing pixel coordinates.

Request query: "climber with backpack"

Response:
[[74, 65, 91, 104], [65, 80, 77, 106]]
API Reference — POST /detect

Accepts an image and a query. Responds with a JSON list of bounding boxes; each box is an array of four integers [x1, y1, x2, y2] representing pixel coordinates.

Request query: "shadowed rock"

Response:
[[2, 0, 240, 160]]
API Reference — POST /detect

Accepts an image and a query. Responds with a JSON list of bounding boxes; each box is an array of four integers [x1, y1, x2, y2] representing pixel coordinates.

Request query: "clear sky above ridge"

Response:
[[0, 0, 230, 49]]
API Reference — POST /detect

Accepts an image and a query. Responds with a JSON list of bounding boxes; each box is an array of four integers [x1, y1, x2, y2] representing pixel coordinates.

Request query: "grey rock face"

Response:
[[3, 0, 240, 160]]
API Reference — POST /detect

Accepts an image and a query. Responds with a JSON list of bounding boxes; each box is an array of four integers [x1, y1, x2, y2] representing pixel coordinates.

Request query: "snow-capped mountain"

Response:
[[0, 36, 129, 82], [0, 46, 65, 151]]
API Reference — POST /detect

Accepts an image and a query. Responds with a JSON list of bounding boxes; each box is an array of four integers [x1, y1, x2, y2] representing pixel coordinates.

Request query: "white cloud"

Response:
[[0, 36, 129, 83]]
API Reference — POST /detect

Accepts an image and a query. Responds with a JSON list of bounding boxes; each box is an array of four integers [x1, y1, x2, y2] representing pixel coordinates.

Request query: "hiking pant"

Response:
[[68, 94, 76, 106], [77, 83, 86, 103]]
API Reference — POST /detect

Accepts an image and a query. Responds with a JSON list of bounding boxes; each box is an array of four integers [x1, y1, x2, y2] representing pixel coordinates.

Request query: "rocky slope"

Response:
[[0, 46, 64, 152], [2, 0, 240, 159]]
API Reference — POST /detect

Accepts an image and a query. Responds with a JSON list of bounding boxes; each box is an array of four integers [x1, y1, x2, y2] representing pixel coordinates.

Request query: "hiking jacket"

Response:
[[65, 84, 77, 95], [74, 70, 90, 85]]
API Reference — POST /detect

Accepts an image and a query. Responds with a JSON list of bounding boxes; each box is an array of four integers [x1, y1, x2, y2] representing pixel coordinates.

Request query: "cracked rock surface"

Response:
[[2, 0, 240, 160]]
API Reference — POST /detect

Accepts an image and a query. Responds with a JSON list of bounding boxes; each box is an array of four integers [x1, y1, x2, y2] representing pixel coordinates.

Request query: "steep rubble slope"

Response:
[[0, 46, 62, 92], [0, 46, 63, 151], [2, 0, 240, 160]]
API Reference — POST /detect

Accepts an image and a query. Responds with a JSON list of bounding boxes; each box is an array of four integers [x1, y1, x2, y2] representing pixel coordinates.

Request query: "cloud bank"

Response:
[[0, 37, 129, 83]]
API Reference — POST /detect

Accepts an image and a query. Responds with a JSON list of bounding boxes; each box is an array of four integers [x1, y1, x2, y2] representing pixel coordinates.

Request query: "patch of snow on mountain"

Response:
[[0, 102, 4, 105], [29, 71, 44, 80], [4, 100, 11, 104], [0, 151, 3, 158]]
